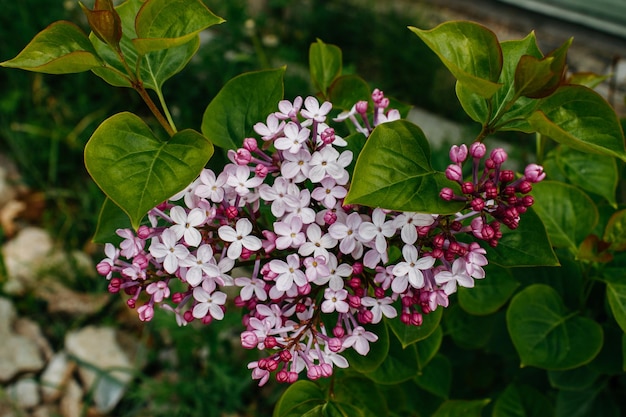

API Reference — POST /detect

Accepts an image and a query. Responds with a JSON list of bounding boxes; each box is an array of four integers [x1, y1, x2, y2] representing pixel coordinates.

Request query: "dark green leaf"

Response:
[[531, 181, 598, 252], [387, 306, 443, 348], [345, 120, 465, 214], [84, 112, 213, 229], [548, 366, 599, 391], [201, 68, 285, 150], [328, 75, 371, 112], [528, 86, 626, 161], [333, 377, 388, 417], [555, 383, 619, 417], [416, 326, 443, 371], [309, 39, 342, 97], [603, 270, 626, 333], [445, 304, 495, 349], [458, 264, 519, 315], [507, 284, 603, 370], [1, 21, 103, 74], [343, 322, 389, 373], [414, 354, 451, 399], [409, 22, 502, 98], [484, 206, 559, 267], [604, 209, 626, 251], [93, 197, 132, 244], [515, 38, 571, 99], [432, 399, 491, 417], [365, 329, 418, 384], [273, 381, 325, 417], [493, 383, 554, 417]]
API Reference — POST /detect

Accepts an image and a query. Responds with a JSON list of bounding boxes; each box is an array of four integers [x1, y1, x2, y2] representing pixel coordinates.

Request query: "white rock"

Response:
[[6, 377, 40, 409], [14, 318, 54, 361], [40, 352, 74, 402], [2, 227, 53, 295], [0, 334, 45, 382], [65, 326, 133, 414], [59, 379, 82, 417]]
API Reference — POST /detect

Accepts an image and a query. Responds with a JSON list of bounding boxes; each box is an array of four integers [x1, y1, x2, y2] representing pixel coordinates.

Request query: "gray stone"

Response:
[[2, 227, 53, 295], [40, 352, 74, 402], [0, 335, 45, 382], [6, 377, 40, 409], [65, 326, 133, 413]]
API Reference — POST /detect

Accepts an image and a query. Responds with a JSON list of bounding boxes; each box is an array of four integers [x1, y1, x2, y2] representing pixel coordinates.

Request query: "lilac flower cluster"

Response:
[[97, 89, 544, 385]]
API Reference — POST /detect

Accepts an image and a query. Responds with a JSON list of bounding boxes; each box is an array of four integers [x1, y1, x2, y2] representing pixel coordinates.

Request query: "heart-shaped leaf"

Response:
[[416, 326, 443, 371], [603, 209, 626, 251], [531, 181, 598, 252], [84, 112, 213, 229], [387, 305, 443, 348], [365, 329, 418, 384], [493, 383, 554, 417], [458, 264, 519, 315], [432, 399, 491, 417], [133, 0, 224, 55], [410, 22, 503, 98], [93, 197, 132, 244], [201, 68, 285, 150], [603, 270, 626, 333], [507, 284, 604, 370], [342, 322, 389, 373], [415, 354, 452, 399], [346, 120, 465, 214], [528, 85, 626, 161], [272, 381, 326, 417], [328, 74, 371, 112], [1, 21, 103, 74]]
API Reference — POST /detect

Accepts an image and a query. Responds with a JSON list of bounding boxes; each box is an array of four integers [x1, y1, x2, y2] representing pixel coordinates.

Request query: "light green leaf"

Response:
[[409, 22, 502, 98], [84, 112, 213, 229], [309, 39, 342, 97], [273, 381, 326, 417], [1, 21, 103, 74], [603, 209, 626, 251], [458, 264, 519, 315], [507, 284, 603, 370], [432, 399, 491, 417], [493, 383, 554, 417], [528, 85, 626, 161], [555, 146, 618, 207], [603, 271, 626, 333], [416, 326, 443, 371], [328, 75, 371, 112], [133, 0, 224, 55], [387, 306, 443, 348], [201, 68, 285, 150], [90, 0, 200, 90], [484, 206, 559, 267], [414, 354, 451, 399], [345, 120, 465, 214], [531, 181, 598, 252]]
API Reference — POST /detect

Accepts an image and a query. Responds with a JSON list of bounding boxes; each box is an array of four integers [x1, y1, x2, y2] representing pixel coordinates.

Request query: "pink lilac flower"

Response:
[[218, 218, 262, 259], [274, 122, 310, 154], [270, 254, 307, 293], [391, 245, 436, 293], [321, 288, 349, 313], [254, 113, 285, 141], [281, 148, 312, 182], [311, 177, 347, 209], [300, 96, 332, 123], [274, 217, 306, 250], [179, 244, 220, 287], [195, 169, 227, 202], [361, 296, 397, 323], [342, 326, 378, 355], [192, 280, 227, 320], [358, 208, 396, 254], [149, 229, 189, 274], [298, 223, 337, 259], [308, 146, 352, 184], [169, 206, 206, 247]]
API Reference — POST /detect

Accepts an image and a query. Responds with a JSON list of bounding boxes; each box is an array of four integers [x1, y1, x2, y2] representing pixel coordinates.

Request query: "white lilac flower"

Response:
[[253, 113, 285, 141], [280, 148, 312, 183], [321, 288, 349, 313], [434, 258, 475, 295], [301, 96, 332, 123], [312, 253, 352, 291], [117, 228, 145, 258], [179, 244, 220, 287], [298, 223, 337, 260], [192, 280, 227, 320], [308, 146, 352, 184], [311, 177, 347, 209], [195, 169, 227, 203], [342, 326, 378, 355], [149, 229, 189, 274], [361, 296, 397, 324], [169, 206, 206, 247], [258, 177, 300, 218], [275, 96, 303, 121], [358, 208, 396, 254], [235, 276, 267, 301], [170, 176, 201, 209], [270, 254, 307, 292], [328, 212, 365, 256], [146, 281, 170, 303], [274, 217, 306, 250], [393, 212, 435, 245], [391, 245, 436, 293], [226, 165, 263, 196], [282, 189, 316, 225], [218, 218, 262, 260], [303, 255, 330, 282], [274, 122, 310, 154]]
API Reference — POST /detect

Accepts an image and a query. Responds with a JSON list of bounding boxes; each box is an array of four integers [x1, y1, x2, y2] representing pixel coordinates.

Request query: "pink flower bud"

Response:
[[355, 101, 368, 114], [108, 278, 121, 293], [225, 206, 239, 219], [324, 211, 337, 225], [522, 195, 534, 207], [202, 315, 213, 325], [470, 197, 485, 212], [462, 181, 475, 194], [279, 350, 292, 362], [264, 336, 277, 349], [288, 372, 299, 383], [469, 142, 486, 158], [183, 310, 194, 322], [235, 149, 252, 165], [172, 292, 185, 303], [328, 337, 343, 352], [255, 164, 268, 178], [410, 312, 423, 326], [374, 287, 385, 298], [137, 225, 152, 239], [321, 127, 335, 144], [378, 97, 390, 109], [439, 187, 455, 201], [499, 170, 514, 183], [490, 148, 508, 164], [481, 225, 495, 239], [133, 254, 149, 269], [358, 309, 373, 324], [137, 304, 154, 321], [517, 181, 533, 194], [445, 164, 463, 182], [127, 298, 136, 309], [348, 295, 361, 308], [243, 137, 258, 152], [371, 88, 384, 103], [352, 262, 364, 275], [276, 370, 290, 383], [97, 261, 112, 276], [320, 363, 333, 377], [241, 247, 252, 260], [524, 163, 546, 183], [449, 144, 468, 163], [241, 331, 259, 349], [307, 365, 322, 380]]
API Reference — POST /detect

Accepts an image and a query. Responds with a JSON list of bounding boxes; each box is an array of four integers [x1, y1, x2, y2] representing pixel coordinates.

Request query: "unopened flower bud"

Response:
[[79, 0, 122, 49], [440, 187, 455, 201], [255, 164, 268, 178], [264, 336, 278, 349], [183, 310, 194, 322], [522, 195, 534, 207], [241, 331, 258, 348], [374, 287, 385, 298], [243, 137, 258, 152], [371, 88, 384, 103], [410, 312, 423, 326], [276, 370, 289, 383], [445, 164, 463, 182], [481, 225, 495, 239], [470, 197, 485, 211], [499, 170, 514, 183], [469, 142, 486, 158], [352, 262, 364, 275], [324, 211, 337, 225], [235, 149, 252, 165], [97, 261, 112, 276], [355, 101, 368, 114], [137, 304, 154, 321], [517, 181, 532, 194], [524, 163, 546, 182], [348, 295, 361, 308], [137, 225, 151, 239], [490, 148, 508, 164], [358, 309, 373, 324], [279, 350, 292, 362], [449, 144, 468, 163], [225, 206, 239, 219], [321, 127, 335, 145], [333, 326, 345, 338], [328, 337, 343, 352], [462, 181, 475, 194], [108, 277, 122, 293]]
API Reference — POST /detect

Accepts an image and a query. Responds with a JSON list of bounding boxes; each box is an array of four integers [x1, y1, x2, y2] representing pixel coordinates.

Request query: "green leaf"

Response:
[[345, 120, 465, 214], [414, 354, 451, 399], [409, 22, 502, 98], [328, 75, 371, 112], [133, 0, 224, 54], [309, 39, 342, 97], [555, 146, 618, 207], [416, 326, 443, 371], [531, 181, 598, 252], [528, 85, 626, 161], [332, 377, 388, 417], [548, 366, 599, 391], [90, 0, 200, 90], [93, 197, 132, 244], [455, 82, 490, 124], [84, 112, 213, 229], [507, 284, 604, 370], [623, 333, 626, 372], [1, 21, 103, 74], [273, 381, 326, 417], [432, 399, 491, 417], [445, 304, 495, 349], [484, 206, 559, 267], [555, 383, 619, 417], [201, 68, 285, 150], [343, 322, 389, 373], [458, 264, 519, 315], [515, 38, 571, 99], [493, 383, 554, 417], [387, 305, 443, 348], [603, 271, 626, 333], [365, 328, 419, 385]]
